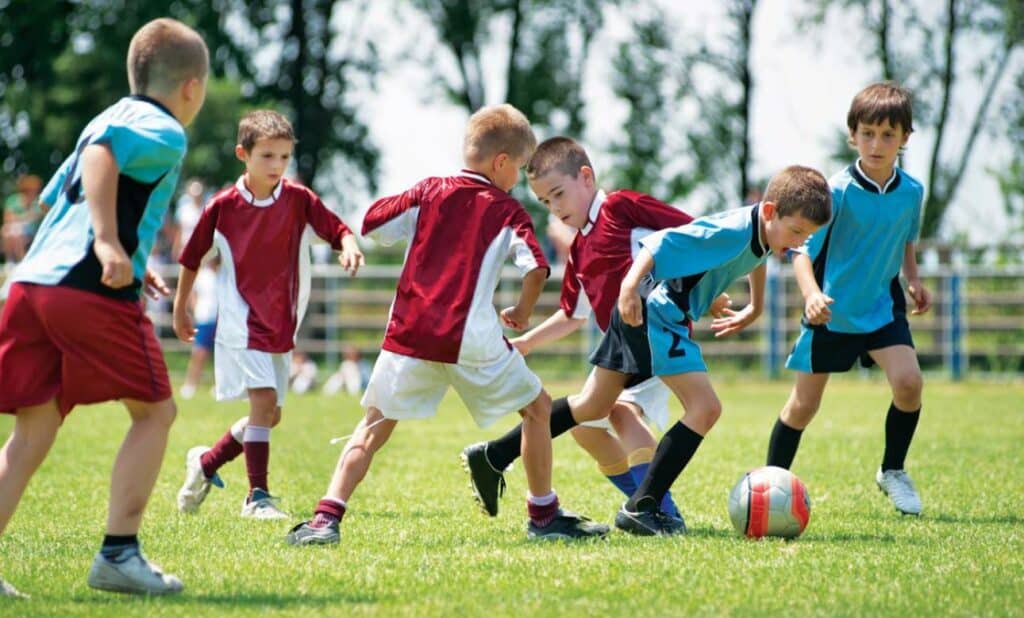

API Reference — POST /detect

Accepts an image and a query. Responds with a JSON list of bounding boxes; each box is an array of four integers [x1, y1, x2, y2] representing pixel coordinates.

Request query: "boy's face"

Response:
[[850, 118, 909, 177], [236, 138, 294, 191], [762, 201, 821, 256], [491, 152, 529, 193], [528, 167, 595, 230]]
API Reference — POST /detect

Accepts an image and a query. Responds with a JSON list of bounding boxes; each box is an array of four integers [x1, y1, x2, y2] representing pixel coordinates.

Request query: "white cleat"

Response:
[[1, 577, 28, 599], [876, 468, 922, 515], [86, 548, 183, 595], [240, 489, 288, 520], [177, 446, 222, 513]]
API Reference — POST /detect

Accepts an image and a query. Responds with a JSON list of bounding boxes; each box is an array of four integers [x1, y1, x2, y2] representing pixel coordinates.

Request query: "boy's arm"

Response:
[[510, 309, 586, 355], [173, 266, 198, 342], [305, 194, 364, 276], [792, 252, 833, 325], [501, 267, 546, 332], [618, 247, 655, 326], [902, 241, 932, 315], [709, 262, 765, 337], [362, 182, 425, 246], [81, 144, 133, 289]]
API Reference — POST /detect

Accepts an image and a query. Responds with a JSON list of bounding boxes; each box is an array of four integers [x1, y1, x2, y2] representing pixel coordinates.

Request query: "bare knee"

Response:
[[521, 390, 552, 424], [685, 400, 722, 435], [145, 399, 177, 429], [890, 370, 923, 405]]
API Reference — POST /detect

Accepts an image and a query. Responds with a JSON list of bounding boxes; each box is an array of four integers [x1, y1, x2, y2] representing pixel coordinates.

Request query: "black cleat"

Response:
[[461, 442, 505, 517], [285, 520, 340, 546], [527, 509, 610, 541], [614, 498, 687, 537]]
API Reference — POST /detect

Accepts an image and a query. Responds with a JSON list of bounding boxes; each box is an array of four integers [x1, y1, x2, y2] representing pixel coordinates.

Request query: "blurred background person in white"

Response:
[[180, 256, 219, 399], [322, 344, 370, 396]]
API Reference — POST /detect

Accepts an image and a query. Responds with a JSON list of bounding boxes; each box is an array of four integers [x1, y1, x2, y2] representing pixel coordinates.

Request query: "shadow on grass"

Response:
[[800, 531, 901, 544], [69, 591, 380, 607], [927, 513, 1023, 525]]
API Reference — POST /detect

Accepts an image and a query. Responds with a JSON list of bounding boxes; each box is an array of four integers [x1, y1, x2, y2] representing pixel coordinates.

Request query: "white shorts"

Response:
[[579, 370, 671, 432], [361, 348, 543, 428], [214, 345, 290, 407]]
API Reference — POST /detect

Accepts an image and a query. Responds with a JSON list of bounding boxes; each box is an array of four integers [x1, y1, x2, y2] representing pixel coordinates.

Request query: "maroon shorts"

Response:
[[0, 283, 172, 416]]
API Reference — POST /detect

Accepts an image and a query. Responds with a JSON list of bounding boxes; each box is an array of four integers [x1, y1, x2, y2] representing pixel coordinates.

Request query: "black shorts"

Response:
[[786, 317, 915, 373], [588, 306, 654, 389]]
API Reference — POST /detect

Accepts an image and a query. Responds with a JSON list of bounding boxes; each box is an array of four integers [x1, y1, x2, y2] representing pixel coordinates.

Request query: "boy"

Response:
[[174, 110, 363, 520], [285, 104, 608, 545], [463, 136, 708, 519], [764, 82, 931, 516], [0, 18, 208, 596], [467, 165, 832, 535]]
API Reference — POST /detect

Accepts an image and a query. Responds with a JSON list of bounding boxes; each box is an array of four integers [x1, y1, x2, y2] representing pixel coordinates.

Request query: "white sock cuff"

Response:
[[230, 416, 250, 442], [243, 425, 271, 442], [320, 496, 347, 509], [527, 490, 557, 506]]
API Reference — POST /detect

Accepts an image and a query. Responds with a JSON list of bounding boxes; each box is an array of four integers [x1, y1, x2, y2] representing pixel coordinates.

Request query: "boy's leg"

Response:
[[240, 388, 285, 519], [767, 372, 830, 469], [868, 344, 924, 515], [0, 400, 62, 536], [569, 424, 635, 497], [180, 346, 209, 398], [177, 416, 245, 513], [611, 406, 680, 519], [286, 407, 397, 545]]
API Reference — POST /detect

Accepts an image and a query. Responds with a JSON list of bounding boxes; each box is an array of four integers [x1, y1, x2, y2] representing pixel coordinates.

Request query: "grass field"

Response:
[[1, 376, 1022, 616]]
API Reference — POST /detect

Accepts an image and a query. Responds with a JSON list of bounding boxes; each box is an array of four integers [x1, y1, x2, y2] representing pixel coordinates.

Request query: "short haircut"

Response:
[[237, 110, 296, 151], [763, 165, 832, 226], [526, 136, 593, 180], [847, 81, 914, 134], [463, 104, 537, 165], [127, 18, 209, 96]]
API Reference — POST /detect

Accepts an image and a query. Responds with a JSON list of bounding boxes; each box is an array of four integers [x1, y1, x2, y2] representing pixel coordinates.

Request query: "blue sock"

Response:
[[606, 471, 637, 498], [631, 463, 680, 517]]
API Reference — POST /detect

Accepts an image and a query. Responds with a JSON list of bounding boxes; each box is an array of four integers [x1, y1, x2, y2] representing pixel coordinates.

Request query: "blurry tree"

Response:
[[803, 0, 1024, 239]]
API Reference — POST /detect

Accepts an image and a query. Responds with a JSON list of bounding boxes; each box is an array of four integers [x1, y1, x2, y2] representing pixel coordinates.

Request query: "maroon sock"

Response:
[[244, 440, 270, 494], [527, 496, 560, 528], [200, 430, 243, 478], [311, 499, 346, 528]]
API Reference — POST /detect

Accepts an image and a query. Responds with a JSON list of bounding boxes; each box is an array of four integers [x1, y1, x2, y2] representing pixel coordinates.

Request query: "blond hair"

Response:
[[237, 110, 296, 151], [847, 81, 914, 134], [127, 18, 209, 96], [463, 104, 537, 165], [763, 165, 832, 226], [526, 136, 593, 181]]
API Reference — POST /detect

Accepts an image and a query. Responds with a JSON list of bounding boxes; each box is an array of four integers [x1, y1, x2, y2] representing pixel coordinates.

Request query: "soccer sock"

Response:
[[629, 447, 679, 517], [243, 425, 271, 496], [200, 416, 248, 478], [527, 491, 560, 528], [766, 417, 804, 470], [100, 534, 139, 562], [485, 396, 577, 471], [599, 457, 636, 498], [311, 497, 347, 528], [626, 421, 703, 512], [881, 402, 921, 472]]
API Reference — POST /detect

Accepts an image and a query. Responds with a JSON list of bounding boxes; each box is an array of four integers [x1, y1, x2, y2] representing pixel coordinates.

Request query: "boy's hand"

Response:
[[172, 308, 196, 343], [709, 293, 733, 318], [94, 238, 133, 288], [804, 291, 834, 325], [500, 306, 530, 332], [618, 288, 643, 327], [143, 267, 171, 300], [338, 235, 365, 277], [907, 279, 932, 315], [509, 335, 532, 356], [709, 304, 760, 337]]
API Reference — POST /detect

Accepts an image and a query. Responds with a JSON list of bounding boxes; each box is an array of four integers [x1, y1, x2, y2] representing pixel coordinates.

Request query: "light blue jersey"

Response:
[[13, 95, 187, 300], [801, 162, 923, 333]]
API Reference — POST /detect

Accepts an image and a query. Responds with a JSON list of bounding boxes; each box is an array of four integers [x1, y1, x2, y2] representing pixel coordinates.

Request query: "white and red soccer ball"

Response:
[[728, 466, 811, 539]]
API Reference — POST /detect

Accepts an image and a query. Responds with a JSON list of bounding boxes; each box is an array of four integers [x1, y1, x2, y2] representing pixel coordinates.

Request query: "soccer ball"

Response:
[[727, 466, 811, 539]]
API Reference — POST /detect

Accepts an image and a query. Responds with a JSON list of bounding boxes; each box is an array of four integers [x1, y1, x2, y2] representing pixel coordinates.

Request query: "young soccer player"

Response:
[[285, 104, 608, 545], [463, 136, 708, 519], [764, 82, 931, 515], [0, 18, 208, 597], [173, 110, 363, 520], [467, 165, 832, 535]]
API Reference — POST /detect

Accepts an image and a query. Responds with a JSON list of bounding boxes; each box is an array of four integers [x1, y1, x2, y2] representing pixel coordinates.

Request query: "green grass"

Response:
[[1, 377, 1022, 616]]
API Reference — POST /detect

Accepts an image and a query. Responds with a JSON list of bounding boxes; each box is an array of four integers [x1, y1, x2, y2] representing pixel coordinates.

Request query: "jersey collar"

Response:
[[235, 176, 284, 207], [580, 190, 608, 236], [458, 169, 493, 185], [851, 160, 902, 194], [751, 203, 768, 258], [128, 94, 177, 123]]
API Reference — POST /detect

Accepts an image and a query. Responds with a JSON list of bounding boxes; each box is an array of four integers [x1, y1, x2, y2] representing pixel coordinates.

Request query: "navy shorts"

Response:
[[786, 317, 914, 373], [589, 306, 655, 389], [194, 321, 216, 350]]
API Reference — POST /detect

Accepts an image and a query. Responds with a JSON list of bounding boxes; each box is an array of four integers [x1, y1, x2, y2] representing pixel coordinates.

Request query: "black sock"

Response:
[[766, 417, 804, 469], [100, 534, 139, 561], [626, 421, 704, 512], [881, 402, 920, 472], [485, 396, 577, 471]]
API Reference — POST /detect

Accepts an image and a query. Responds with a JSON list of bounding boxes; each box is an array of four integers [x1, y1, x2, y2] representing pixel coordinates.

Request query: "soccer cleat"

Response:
[[614, 497, 687, 536], [86, 547, 183, 595], [240, 488, 288, 520], [876, 468, 922, 515], [460, 442, 506, 517], [527, 509, 610, 541], [285, 520, 340, 546], [0, 577, 28, 599], [177, 446, 224, 514]]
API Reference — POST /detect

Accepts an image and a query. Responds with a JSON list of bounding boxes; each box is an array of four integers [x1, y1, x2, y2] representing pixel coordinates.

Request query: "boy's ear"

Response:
[[234, 144, 248, 162], [762, 200, 777, 220], [580, 165, 596, 187], [493, 152, 510, 171]]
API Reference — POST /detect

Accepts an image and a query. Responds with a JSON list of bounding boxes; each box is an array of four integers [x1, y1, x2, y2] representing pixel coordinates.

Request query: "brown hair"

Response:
[[526, 136, 593, 181], [463, 104, 537, 165], [237, 110, 296, 151], [763, 165, 832, 226], [127, 18, 209, 95], [847, 81, 913, 134]]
